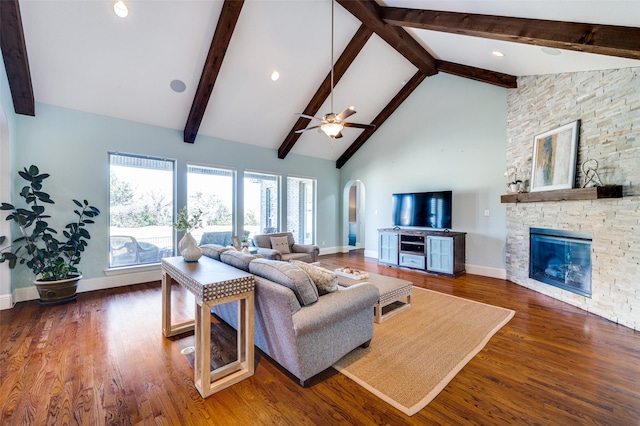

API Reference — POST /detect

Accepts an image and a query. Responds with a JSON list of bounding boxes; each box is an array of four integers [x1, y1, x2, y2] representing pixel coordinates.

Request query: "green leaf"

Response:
[[28, 165, 39, 176]]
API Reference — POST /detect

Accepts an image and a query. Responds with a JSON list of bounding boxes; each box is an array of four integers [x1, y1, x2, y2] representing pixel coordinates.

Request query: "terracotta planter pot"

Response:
[[34, 275, 82, 306]]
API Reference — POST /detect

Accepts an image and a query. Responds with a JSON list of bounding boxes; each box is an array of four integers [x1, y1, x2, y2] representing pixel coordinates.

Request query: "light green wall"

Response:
[[340, 73, 508, 272], [10, 103, 340, 288]]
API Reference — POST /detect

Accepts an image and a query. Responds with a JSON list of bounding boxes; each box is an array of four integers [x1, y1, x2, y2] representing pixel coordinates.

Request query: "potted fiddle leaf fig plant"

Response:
[[0, 165, 101, 305]]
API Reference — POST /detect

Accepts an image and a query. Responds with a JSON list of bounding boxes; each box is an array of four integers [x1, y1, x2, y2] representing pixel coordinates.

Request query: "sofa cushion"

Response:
[[200, 244, 231, 261], [282, 253, 313, 263], [249, 259, 318, 306], [290, 260, 338, 296], [220, 250, 256, 272], [270, 236, 291, 254]]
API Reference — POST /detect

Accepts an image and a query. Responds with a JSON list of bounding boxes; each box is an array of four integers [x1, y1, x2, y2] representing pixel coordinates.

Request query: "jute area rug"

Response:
[[333, 287, 515, 416]]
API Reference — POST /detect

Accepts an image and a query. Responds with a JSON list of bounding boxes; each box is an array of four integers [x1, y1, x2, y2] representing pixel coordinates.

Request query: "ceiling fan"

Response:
[[295, 0, 375, 139]]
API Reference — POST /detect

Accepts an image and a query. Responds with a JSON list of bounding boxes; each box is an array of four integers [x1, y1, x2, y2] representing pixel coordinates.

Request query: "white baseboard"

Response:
[[0, 293, 14, 310], [10, 269, 163, 305], [465, 264, 507, 279], [319, 246, 342, 255], [363, 249, 377, 259]]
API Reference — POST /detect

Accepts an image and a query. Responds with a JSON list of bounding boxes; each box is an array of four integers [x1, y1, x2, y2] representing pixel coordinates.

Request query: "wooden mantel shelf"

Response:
[[501, 185, 623, 203]]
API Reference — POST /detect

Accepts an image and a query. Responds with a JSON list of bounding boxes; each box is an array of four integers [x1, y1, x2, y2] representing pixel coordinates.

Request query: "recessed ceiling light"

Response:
[[271, 70, 280, 81], [170, 80, 186, 93], [541, 47, 562, 56], [113, 1, 128, 18], [492, 50, 506, 57]]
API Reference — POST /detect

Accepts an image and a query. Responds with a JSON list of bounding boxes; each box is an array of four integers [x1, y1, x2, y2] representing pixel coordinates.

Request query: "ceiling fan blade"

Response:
[[295, 113, 323, 121], [295, 125, 322, 134], [343, 122, 376, 130], [336, 106, 356, 121]]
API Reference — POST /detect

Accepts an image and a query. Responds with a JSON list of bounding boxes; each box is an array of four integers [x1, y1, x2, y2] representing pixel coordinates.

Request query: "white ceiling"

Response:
[[17, 0, 640, 161]]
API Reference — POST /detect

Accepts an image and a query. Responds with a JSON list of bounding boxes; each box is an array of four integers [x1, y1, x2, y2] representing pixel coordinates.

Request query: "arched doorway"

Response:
[[343, 180, 365, 251]]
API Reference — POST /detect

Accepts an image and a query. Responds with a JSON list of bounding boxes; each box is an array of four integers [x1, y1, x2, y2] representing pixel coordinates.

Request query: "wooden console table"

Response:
[[161, 256, 255, 398]]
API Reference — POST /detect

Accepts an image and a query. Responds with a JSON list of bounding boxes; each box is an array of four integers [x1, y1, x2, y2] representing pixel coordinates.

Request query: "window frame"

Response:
[[108, 151, 176, 269]]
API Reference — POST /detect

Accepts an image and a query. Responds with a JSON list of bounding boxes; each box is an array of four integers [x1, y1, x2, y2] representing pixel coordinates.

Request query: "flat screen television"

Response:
[[391, 191, 452, 229]]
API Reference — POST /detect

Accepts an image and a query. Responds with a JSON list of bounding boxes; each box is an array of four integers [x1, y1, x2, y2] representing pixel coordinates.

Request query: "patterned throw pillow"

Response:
[[270, 236, 291, 254], [290, 260, 338, 296]]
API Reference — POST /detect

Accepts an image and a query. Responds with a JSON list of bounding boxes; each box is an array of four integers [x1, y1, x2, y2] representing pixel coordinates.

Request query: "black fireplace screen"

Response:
[[529, 228, 592, 297]]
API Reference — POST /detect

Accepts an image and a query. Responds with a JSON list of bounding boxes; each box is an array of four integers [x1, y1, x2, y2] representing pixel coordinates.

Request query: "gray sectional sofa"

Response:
[[199, 244, 379, 386]]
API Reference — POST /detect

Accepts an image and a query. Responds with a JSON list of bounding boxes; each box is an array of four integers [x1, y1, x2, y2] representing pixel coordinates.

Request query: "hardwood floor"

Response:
[[1, 251, 639, 425]]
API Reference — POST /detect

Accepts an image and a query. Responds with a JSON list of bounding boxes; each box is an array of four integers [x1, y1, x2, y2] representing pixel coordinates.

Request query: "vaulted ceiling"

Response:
[[3, 0, 640, 167]]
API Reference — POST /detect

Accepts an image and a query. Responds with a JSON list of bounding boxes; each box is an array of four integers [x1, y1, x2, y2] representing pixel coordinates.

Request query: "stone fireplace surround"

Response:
[[505, 68, 639, 331]]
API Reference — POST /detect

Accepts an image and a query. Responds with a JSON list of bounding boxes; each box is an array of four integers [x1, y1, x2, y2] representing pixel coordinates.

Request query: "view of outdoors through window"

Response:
[[244, 172, 279, 240], [109, 153, 175, 268], [187, 165, 235, 245], [109, 157, 312, 267], [287, 177, 315, 245]]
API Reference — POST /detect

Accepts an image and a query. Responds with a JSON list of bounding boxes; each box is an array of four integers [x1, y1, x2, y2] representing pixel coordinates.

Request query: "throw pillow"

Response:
[[290, 260, 338, 296], [249, 259, 318, 306], [200, 244, 230, 261], [270, 236, 291, 254], [220, 250, 256, 272]]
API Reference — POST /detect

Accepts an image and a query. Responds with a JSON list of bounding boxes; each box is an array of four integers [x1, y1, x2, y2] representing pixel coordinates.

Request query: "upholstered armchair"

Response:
[[252, 232, 319, 263]]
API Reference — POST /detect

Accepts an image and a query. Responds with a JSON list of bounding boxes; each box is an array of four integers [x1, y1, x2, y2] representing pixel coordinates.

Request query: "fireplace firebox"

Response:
[[529, 228, 592, 297]]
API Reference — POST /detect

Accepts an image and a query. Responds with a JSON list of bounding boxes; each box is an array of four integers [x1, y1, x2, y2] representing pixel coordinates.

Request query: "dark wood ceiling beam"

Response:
[[277, 25, 373, 159], [381, 7, 640, 60], [437, 61, 517, 89], [336, 0, 437, 76], [0, 0, 35, 116], [336, 70, 427, 169], [184, 0, 244, 143], [336, 1, 516, 88]]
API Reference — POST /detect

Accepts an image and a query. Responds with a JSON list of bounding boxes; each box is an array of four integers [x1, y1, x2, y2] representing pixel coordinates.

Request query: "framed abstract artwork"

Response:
[[530, 120, 580, 192]]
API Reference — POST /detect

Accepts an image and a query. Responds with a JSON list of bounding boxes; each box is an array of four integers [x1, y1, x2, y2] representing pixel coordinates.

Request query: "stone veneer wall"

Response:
[[505, 67, 639, 331]]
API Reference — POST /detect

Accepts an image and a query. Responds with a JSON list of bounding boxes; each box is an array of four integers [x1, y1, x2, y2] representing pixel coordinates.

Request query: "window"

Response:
[[187, 164, 235, 245], [109, 153, 175, 268], [244, 171, 279, 239], [287, 177, 316, 244]]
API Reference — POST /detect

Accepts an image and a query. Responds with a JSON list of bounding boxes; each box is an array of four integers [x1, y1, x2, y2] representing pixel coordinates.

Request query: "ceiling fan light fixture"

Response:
[[271, 70, 280, 81], [113, 1, 129, 18], [321, 122, 344, 138]]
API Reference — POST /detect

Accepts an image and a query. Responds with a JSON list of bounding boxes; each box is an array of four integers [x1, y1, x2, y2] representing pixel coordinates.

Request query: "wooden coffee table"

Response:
[[333, 270, 413, 323]]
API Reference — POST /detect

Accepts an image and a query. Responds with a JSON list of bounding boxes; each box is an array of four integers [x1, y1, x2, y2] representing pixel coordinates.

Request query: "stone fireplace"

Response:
[[504, 67, 640, 331], [529, 228, 592, 298]]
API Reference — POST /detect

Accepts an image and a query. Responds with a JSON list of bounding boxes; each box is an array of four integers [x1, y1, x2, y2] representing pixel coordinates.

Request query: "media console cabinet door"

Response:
[[379, 232, 399, 265], [426, 236, 454, 274]]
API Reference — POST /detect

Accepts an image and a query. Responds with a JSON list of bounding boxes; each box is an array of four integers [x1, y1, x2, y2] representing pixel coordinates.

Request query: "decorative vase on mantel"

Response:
[[179, 232, 202, 262]]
